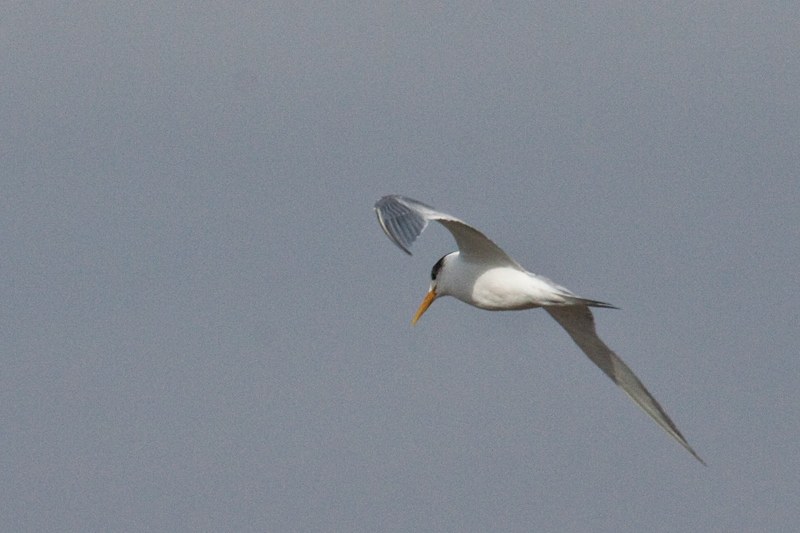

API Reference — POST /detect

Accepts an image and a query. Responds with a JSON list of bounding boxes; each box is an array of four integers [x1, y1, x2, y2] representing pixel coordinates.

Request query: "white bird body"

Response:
[[374, 194, 705, 465], [438, 254, 578, 310]]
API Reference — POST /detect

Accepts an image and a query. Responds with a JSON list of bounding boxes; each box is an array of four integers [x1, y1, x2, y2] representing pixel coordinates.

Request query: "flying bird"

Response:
[[374, 194, 704, 464]]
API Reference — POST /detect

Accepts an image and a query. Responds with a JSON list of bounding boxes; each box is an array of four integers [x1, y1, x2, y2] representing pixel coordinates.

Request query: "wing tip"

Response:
[[693, 452, 708, 467], [375, 203, 414, 255]]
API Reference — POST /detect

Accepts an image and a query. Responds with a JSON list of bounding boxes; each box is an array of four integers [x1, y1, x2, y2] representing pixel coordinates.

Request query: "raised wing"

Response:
[[374, 195, 520, 266], [545, 305, 705, 465]]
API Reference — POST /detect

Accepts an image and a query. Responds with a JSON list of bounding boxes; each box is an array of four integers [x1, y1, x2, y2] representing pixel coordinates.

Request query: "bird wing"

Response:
[[374, 195, 521, 267], [545, 305, 705, 465]]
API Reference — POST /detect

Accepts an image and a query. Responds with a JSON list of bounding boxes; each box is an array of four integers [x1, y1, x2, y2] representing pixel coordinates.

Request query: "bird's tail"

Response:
[[550, 295, 618, 309], [572, 297, 618, 309]]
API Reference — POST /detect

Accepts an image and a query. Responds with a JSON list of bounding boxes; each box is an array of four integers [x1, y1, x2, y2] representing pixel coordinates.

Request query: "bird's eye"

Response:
[[431, 255, 446, 280]]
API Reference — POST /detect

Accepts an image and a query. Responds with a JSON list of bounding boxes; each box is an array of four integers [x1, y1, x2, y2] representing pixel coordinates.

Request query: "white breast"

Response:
[[438, 255, 569, 311], [469, 267, 547, 310]]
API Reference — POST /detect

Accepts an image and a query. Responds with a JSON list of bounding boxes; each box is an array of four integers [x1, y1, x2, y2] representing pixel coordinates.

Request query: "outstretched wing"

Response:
[[374, 195, 520, 267], [545, 305, 705, 465]]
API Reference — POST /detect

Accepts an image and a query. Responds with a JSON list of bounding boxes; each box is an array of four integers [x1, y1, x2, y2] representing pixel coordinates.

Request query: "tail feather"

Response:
[[581, 298, 618, 309]]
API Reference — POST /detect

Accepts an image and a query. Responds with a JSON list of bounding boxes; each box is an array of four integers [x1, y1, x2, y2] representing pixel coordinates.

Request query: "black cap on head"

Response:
[[431, 255, 447, 281]]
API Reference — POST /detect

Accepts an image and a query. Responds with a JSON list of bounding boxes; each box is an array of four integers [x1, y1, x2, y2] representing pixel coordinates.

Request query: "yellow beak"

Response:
[[412, 288, 437, 326]]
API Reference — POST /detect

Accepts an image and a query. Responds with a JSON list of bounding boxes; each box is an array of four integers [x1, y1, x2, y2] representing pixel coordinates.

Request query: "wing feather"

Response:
[[374, 195, 520, 266], [545, 305, 705, 464]]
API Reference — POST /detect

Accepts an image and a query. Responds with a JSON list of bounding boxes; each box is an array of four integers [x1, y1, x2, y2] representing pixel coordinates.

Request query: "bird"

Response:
[[374, 194, 705, 465]]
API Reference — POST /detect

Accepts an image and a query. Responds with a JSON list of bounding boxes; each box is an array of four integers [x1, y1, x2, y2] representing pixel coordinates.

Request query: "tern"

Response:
[[374, 194, 704, 464]]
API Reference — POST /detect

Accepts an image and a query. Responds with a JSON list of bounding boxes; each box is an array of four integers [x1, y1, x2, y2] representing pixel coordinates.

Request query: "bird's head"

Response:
[[412, 254, 451, 325]]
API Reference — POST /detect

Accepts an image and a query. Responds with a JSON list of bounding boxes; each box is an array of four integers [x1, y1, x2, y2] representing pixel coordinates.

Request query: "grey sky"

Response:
[[2, 2, 798, 531]]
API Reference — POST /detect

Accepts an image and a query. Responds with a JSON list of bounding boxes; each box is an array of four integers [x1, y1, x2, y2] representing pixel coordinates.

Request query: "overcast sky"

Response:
[[2, 2, 799, 531]]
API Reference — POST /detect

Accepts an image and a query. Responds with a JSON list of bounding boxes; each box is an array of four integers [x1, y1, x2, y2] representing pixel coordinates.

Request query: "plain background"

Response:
[[2, 2, 798, 531]]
